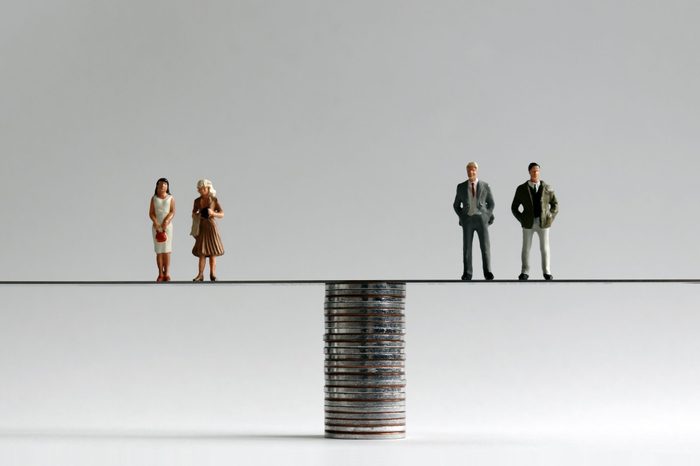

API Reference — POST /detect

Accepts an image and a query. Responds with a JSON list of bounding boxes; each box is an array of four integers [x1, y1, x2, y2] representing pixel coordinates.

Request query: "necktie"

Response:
[[471, 183, 476, 197]]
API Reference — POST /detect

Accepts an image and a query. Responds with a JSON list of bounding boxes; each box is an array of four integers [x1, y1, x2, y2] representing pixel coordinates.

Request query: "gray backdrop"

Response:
[[2, 0, 699, 280]]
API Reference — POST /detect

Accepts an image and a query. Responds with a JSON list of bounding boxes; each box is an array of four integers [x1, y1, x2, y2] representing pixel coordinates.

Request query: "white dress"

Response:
[[152, 194, 173, 253]]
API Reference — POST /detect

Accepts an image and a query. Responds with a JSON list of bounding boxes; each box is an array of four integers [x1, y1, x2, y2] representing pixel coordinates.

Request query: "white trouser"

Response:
[[521, 219, 550, 275]]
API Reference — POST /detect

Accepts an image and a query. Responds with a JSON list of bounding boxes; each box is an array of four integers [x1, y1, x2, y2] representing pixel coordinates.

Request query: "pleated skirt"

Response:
[[192, 218, 224, 257]]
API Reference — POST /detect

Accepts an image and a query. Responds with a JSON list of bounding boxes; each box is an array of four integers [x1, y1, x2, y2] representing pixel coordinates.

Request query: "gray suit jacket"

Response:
[[453, 180, 495, 227]]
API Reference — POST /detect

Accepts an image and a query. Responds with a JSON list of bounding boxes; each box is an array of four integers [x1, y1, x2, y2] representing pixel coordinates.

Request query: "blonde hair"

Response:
[[196, 179, 217, 197]]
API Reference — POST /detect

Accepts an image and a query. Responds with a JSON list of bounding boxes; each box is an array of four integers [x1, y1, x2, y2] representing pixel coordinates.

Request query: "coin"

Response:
[[325, 411, 405, 420], [324, 432, 405, 440], [323, 425, 405, 433], [325, 401, 406, 411]]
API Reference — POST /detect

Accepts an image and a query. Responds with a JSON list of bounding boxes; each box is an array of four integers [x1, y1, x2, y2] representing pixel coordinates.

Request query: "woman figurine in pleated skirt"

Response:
[[191, 179, 224, 281], [149, 178, 176, 282]]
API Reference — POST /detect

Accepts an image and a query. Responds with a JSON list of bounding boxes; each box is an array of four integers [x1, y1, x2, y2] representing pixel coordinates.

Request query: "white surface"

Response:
[[2, 432, 700, 466], [1, 283, 699, 464]]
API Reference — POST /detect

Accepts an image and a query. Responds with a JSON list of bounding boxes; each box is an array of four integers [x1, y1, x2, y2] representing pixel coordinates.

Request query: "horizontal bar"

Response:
[[1, 279, 700, 285]]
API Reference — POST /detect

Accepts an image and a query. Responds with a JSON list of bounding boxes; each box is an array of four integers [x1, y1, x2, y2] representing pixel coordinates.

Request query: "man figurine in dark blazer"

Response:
[[453, 161, 495, 281], [510, 162, 559, 280]]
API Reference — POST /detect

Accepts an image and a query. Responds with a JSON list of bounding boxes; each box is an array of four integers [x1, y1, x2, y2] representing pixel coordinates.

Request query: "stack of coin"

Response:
[[324, 282, 406, 439]]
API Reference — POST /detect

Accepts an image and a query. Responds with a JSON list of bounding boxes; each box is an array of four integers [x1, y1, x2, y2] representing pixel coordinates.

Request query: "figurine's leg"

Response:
[[156, 254, 164, 276], [163, 253, 171, 277], [521, 228, 534, 274], [463, 222, 475, 276], [209, 256, 217, 279], [476, 219, 491, 275], [538, 227, 550, 274], [197, 256, 206, 279]]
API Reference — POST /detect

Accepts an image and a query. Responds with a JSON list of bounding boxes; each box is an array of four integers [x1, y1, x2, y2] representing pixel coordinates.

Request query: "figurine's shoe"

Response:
[[157, 275, 164, 282], [193, 276, 204, 282], [210, 275, 217, 282], [543, 274, 554, 281], [484, 272, 494, 281], [461, 273, 472, 281], [164, 275, 171, 282], [518, 273, 528, 281]]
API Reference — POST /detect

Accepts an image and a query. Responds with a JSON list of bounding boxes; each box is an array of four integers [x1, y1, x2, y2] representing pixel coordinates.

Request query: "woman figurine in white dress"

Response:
[[149, 178, 176, 281]]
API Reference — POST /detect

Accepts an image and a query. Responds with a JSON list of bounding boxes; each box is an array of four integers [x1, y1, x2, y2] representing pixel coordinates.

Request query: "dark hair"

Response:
[[528, 162, 540, 171], [155, 178, 171, 195]]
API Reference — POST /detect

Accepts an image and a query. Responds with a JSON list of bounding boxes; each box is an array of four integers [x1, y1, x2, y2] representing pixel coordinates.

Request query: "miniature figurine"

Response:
[[453, 161, 495, 280], [149, 178, 176, 282], [191, 179, 224, 281], [510, 162, 559, 280]]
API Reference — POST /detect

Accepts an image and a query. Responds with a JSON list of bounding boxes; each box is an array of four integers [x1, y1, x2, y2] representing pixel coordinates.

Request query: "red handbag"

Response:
[[155, 231, 168, 242]]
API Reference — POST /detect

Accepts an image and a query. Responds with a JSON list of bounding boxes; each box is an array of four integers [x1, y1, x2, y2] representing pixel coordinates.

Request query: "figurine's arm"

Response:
[[510, 189, 523, 223], [486, 185, 495, 214], [453, 187, 463, 217], [149, 198, 159, 230], [485, 185, 495, 224], [192, 199, 199, 215], [549, 189, 559, 218], [210, 198, 224, 219], [162, 197, 175, 229]]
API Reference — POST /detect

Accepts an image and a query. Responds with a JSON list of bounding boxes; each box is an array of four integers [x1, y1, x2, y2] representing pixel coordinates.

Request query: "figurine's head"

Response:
[[528, 163, 540, 182], [155, 178, 170, 195], [197, 179, 217, 198], [466, 161, 478, 182]]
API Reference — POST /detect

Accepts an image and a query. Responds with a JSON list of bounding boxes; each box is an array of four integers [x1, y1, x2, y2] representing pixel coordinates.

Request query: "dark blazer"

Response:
[[511, 180, 558, 228], [453, 180, 495, 227]]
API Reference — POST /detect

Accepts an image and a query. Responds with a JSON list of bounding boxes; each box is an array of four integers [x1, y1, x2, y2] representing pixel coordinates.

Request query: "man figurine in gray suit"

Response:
[[510, 162, 559, 280], [453, 161, 495, 281]]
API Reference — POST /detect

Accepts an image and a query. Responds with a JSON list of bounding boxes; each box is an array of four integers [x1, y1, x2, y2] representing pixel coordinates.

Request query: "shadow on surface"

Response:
[[0, 431, 324, 442], [0, 430, 557, 446]]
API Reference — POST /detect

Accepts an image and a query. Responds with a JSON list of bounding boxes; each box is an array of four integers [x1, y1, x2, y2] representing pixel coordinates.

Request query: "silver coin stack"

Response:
[[324, 282, 406, 439]]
